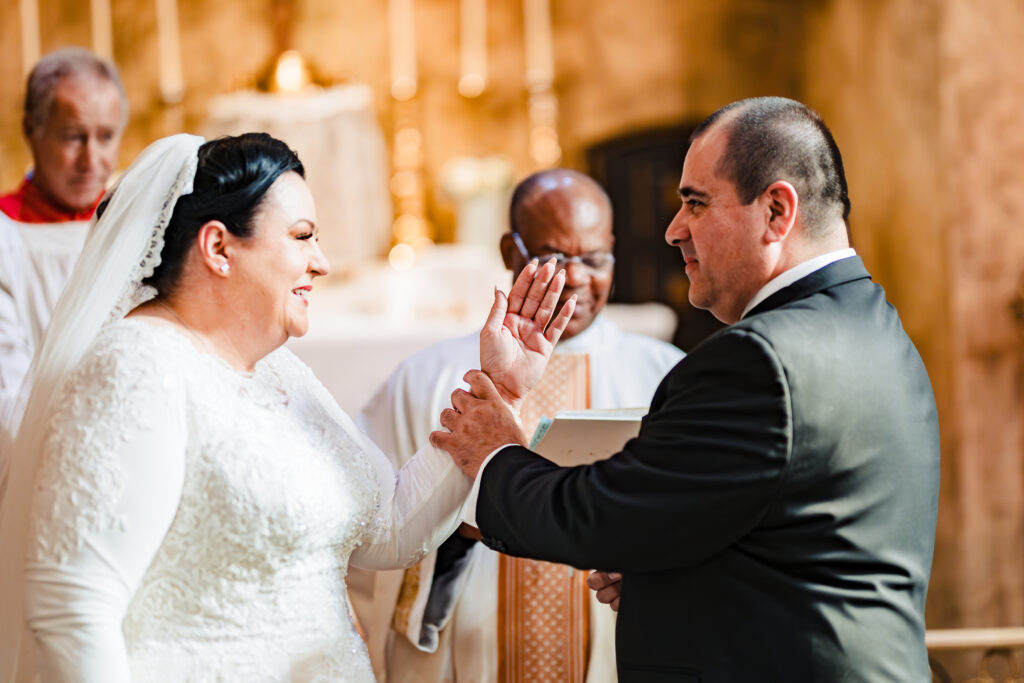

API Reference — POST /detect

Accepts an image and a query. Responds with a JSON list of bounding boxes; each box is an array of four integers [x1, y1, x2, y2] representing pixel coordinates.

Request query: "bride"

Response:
[[0, 133, 574, 681]]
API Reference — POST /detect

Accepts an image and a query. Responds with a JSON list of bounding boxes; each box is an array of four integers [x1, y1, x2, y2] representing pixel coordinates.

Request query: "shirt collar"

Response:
[[740, 248, 857, 319]]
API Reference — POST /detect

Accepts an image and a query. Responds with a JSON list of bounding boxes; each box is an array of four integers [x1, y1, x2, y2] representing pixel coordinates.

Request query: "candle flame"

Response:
[[273, 50, 310, 94]]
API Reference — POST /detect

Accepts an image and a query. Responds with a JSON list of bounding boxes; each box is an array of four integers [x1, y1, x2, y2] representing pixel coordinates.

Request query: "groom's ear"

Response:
[[196, 220, 232, 277]]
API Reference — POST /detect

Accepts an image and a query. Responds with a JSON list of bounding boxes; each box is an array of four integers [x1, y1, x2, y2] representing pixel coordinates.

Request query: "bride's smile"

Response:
[[225, 170, 329, 344], [131, 167, 330, 373]]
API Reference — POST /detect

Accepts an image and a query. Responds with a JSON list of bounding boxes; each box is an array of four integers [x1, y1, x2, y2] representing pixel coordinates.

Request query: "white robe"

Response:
[[0, 212, 88, 425], [352, 315, 684, 683]]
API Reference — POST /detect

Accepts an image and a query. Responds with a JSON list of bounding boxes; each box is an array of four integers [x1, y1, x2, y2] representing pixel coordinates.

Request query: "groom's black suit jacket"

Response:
[[476, 257, 940, 683]]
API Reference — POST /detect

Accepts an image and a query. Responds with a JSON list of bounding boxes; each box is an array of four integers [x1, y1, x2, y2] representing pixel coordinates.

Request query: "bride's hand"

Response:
[[480, 259, 576, 413]]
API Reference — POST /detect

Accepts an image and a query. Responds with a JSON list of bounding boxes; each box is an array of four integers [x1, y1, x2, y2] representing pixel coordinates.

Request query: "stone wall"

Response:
[[941, 0, 1024, 627], [802, 0, 957, 621]]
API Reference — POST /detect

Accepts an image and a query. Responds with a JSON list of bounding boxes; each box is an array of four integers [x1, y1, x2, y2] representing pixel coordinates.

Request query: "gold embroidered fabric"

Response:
[[392, 563, 422, 636], [497, 354, 591, 683]]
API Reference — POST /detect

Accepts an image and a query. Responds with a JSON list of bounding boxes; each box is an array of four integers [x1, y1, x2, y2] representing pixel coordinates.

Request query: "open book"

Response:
[[528, 407, 647, 467]]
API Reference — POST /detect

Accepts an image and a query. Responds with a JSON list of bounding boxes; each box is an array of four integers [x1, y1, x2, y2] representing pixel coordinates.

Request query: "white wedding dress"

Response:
[[22, 318, 470, 682]]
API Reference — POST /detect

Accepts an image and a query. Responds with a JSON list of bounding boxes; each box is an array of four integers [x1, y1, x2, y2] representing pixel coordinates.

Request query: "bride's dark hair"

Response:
[[142, 132, 305, 295]]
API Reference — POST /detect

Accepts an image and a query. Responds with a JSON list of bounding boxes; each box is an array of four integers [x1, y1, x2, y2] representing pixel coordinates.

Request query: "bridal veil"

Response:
[[0, 134, 204, 682]]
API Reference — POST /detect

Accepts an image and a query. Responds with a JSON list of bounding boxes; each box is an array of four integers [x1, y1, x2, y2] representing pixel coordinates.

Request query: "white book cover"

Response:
[[528, 407, 647, 467]]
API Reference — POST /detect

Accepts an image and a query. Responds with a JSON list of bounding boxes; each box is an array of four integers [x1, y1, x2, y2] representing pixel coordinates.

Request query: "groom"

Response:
[[432, 97, 941, 682]]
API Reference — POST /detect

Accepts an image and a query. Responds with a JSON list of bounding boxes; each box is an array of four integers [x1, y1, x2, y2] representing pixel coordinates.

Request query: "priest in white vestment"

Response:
[[0, 48, 126, 425], [351, 170, 684, 683]]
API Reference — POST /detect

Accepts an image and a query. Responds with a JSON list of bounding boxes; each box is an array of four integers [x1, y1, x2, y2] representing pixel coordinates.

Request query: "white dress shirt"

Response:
[[740, 248, 856, 319]]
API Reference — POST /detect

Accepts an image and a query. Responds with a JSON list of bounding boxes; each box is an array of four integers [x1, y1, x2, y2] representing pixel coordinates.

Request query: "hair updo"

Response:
[[142, 132, 304, 295]]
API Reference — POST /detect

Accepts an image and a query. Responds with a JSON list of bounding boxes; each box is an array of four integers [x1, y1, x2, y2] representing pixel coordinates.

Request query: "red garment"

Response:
[[0, 178, 100, 223]]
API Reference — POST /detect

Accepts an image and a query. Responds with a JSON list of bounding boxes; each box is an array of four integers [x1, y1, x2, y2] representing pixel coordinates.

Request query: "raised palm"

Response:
[[480, 260, 576, 411]]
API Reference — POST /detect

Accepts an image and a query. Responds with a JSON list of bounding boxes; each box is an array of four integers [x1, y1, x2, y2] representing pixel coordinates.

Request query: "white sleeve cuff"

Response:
[[460, 444, 519, 528]]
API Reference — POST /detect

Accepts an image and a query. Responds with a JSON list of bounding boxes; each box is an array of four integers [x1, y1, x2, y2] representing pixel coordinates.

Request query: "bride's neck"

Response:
[[136, 295, 274, 373]]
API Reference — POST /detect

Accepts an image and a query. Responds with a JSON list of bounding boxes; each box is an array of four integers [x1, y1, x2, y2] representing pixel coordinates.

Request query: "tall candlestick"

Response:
[[155, 0, 184, 104], [91, 0, 113, 60], [459, 0, 486, 98], [523, 0, 559, 167], [19, 0, 40, 77], [523, 0, 553, 89], [389, 0, 417, 101]]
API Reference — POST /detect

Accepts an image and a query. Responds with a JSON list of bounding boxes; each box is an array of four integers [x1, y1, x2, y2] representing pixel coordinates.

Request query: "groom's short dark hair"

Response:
[[693, 96, 851, 236]]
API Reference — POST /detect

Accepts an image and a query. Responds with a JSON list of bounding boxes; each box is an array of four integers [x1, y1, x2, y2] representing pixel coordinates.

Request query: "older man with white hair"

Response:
[[0, 47, 127, 419]]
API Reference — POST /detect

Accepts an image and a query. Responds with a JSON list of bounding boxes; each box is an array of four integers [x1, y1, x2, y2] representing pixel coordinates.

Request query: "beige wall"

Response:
[[942, 0, 1024, 628], [802, 0, 957, 622], [807, 9, 1024, 675], [3, 0, 1024, 646], [807, 0, 1024, 637]]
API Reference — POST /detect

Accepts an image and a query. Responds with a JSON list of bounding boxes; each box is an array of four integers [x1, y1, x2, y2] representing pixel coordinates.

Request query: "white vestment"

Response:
[[352, 315, 683, 682], [0, 212, 88, 426], [21, 319, 470, 681]]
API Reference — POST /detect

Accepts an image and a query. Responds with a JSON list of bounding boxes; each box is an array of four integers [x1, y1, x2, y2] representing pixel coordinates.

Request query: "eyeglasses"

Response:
[[510, 232, 615, 274]]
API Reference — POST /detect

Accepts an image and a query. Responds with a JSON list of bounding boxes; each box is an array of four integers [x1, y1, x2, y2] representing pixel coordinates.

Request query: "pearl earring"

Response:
[[219, 263, 230, 274]]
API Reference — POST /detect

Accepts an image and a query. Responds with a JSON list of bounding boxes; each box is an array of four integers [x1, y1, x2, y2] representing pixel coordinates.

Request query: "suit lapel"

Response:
[[746, 256, 871, 318]]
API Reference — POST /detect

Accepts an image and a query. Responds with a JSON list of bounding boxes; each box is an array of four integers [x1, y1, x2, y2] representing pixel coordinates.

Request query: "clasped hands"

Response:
[[429, 258, 575, 479], [428, 259, 625, 612]]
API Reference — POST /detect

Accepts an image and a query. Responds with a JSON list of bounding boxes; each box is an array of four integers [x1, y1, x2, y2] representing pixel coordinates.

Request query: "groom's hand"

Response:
[[480, 258, 576, 413], [430, 370, 526, 479]]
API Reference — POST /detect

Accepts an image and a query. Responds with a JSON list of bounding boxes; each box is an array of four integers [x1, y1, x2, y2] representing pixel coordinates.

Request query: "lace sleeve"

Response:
[[349, 438, 472, 571], [282, 350, 472, 571], [23, 328, 188, 682]]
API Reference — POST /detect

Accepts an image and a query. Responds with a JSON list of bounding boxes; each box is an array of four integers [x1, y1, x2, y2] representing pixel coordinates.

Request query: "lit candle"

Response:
[[19, 0, 40, 77], [459, 0, 486, 98], [155, 0, 184, 104], [91, 0, 113, 60], [389, 0, 417, 101], [523, 0, 553, 89]]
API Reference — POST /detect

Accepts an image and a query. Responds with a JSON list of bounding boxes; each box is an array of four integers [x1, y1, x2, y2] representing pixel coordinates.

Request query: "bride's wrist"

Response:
[[492, 385, 525, 417]]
